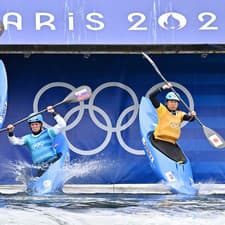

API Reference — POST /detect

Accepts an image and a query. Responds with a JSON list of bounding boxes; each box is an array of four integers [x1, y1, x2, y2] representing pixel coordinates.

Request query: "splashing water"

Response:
[[4, 161, 33, 185], [2, 162, 225, 224], [3, 159, 104, 191], [64, 159, 103, 180]]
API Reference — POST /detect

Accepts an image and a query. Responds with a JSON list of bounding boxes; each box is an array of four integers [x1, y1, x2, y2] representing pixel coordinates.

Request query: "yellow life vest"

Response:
[[154, 104, 185, 144]]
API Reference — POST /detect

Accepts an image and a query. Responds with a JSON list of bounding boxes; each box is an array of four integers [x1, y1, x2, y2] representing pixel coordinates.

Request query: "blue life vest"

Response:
[[23, 128, 57, 165]]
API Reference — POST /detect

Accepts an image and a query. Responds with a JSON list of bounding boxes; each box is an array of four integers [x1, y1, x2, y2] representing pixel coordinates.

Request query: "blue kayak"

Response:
[[139, 97, 198, 195], [27, 134, 70, 195], [0, 60, 7, 129]]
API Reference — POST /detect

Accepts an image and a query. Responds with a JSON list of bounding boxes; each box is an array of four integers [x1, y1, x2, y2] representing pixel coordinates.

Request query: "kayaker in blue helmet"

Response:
[[7, 106, 66, 177], [149, 82, 196, 163]]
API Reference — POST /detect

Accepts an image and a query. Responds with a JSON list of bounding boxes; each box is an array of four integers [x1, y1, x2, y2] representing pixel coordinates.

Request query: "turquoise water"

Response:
[[1, 192, 225, 225]]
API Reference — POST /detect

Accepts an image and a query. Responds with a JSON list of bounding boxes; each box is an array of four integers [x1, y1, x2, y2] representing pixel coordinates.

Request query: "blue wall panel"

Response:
[[0, 54, 225, 184]]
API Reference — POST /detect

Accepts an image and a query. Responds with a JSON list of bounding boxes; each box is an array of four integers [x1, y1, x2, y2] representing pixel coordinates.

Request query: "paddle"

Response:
[[142, 52, 225, 149], [0, 85, 92, 133]]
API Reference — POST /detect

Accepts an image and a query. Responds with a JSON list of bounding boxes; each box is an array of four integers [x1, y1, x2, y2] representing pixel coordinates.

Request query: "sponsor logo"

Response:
[[165, 171, 176, 182], [43, 179, 52, 189], [169, 121, 180, 129], [33, 141, 44, 150], [158, 12, 187, 30], [209, 134, 223, 147]]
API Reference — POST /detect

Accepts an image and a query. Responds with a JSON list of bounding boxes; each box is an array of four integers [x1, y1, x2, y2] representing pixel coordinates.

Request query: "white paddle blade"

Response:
[[203, 125, 225, 149], [64, 85, 92, 103]]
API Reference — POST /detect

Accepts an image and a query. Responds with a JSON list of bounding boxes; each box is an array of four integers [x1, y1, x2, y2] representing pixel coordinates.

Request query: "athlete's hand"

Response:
[[7, 124, 15, 132], [162, 82, 172, 90], [47, 106, 55, 113], [189, 111, 196, 117]]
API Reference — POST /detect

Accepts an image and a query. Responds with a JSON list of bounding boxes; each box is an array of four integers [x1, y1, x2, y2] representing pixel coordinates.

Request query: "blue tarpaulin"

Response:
[[0, 54, 225, 184]]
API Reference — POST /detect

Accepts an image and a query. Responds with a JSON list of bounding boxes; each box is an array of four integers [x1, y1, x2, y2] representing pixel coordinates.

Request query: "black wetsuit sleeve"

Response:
[[183, 114, 195, 122], [149, 87, 163, 108], [51, 111, 58, 117], [8, 131, 14, 137]]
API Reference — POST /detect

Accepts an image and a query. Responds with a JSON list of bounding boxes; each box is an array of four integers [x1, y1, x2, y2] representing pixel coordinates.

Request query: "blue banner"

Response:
[[0, 0, 225, 44], [0, 54, 225, 185]]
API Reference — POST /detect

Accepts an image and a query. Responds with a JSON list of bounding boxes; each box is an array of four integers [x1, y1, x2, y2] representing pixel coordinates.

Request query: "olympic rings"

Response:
[[64, 104, 113, 155], [33, 81, 194, 156], [33, 82, 85, 130]]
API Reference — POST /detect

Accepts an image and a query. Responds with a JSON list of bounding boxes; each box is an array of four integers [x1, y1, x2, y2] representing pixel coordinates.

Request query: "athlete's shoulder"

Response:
[[23, 134, 31, 144], [157, 103, 167, 113], [177, 110, 186, 117]]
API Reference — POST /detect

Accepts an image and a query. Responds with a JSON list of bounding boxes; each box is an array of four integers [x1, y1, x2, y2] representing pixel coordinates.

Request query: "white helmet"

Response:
[[165, 92, 180, 102]]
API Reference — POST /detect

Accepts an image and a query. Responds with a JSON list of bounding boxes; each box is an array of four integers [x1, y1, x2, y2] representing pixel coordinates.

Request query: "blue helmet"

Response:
[[166, 92, 180, 102], [27, 113, 43, 123]]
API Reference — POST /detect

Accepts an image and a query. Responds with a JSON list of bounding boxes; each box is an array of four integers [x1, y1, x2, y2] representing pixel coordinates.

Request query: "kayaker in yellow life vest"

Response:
[[149, 83, 196, 162]]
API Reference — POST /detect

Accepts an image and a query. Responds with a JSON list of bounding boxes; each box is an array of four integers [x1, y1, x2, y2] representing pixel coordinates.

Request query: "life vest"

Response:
[[154, 104, 185, 144], [23, 128, 57, 165]]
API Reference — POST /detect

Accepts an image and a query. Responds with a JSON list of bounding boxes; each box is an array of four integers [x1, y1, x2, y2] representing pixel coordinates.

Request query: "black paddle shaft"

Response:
[[0, 85, 92, 133], [0, 100, 65, 133], [13, 100, 65, 126]]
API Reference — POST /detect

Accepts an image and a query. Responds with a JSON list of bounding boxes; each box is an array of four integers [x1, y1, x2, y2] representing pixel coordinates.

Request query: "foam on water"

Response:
[[1, 193, 225, 225], [2, 161, 225, 224], [1, 208, 224, 225]]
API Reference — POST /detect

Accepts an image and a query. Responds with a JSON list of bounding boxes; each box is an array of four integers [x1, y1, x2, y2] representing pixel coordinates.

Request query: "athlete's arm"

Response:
[[149, 88, 162, 108], [183, 111, 196, 122], [52, 114, 67, 135], [8, 136, 25, 145], [149, 83, 172, 108], [7, 124, 25, 145], [47, 106, 66, 135]]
